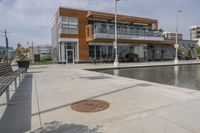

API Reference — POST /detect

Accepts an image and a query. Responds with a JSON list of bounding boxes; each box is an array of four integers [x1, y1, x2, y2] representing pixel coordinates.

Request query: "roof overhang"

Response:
[[87, 11, 158, 25]]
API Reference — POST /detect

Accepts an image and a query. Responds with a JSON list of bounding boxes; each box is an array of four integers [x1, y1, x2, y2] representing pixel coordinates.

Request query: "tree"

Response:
[[197, 46, 200, 57], [187, 50, 192, 59]]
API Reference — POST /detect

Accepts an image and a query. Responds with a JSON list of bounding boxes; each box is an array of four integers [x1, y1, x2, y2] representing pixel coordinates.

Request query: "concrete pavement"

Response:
[[1, 60, 200, 133]]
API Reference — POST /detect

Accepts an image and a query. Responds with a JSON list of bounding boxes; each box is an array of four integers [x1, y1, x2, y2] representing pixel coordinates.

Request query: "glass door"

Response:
[[66, 49, 74, 63]]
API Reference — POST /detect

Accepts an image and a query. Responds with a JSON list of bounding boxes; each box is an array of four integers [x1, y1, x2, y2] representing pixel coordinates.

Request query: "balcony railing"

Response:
[[86, 22, 165, 41], [89, 23, 164, 41]]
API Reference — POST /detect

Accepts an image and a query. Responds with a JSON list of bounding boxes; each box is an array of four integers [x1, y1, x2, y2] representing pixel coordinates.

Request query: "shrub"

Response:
[[187, 50, 192, 59]]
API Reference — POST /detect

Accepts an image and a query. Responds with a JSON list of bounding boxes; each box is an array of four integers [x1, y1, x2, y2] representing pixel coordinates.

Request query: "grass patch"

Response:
[[32, 60, 53, 65]]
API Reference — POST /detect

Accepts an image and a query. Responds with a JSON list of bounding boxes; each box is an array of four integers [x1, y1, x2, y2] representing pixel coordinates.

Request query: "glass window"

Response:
[[68, 17, 78, 25], [108, 46, 114, 60], [61, 17, 68, 23], [61, 24, 68, 34], [60, 16, 78, 34], [100, 46, 107, 58], [96, 46, 100, 60], [68, 25, 78, 34], [89, 46, 95, 58]]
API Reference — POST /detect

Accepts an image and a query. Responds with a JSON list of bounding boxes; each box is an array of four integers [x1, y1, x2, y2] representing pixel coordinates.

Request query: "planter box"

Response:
[[17, 60, 30, 70]]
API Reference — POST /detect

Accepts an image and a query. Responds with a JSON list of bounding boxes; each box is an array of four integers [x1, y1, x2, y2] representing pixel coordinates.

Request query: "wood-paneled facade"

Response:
[[51, 7, 175, 63]]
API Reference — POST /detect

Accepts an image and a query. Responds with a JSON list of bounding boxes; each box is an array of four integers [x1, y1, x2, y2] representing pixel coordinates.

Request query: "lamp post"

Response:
[[174, 10, 182, 64], [114, 0, 120, 67], [0, 29, 9, 63]]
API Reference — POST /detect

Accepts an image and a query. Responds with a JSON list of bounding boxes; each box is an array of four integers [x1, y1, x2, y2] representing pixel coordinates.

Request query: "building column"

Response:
[[76, 41, 79, 62], [61, 43, 65, 62]]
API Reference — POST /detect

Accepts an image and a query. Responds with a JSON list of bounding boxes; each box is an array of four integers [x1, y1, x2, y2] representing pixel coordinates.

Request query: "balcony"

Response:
[[86, 23, 164, 42]]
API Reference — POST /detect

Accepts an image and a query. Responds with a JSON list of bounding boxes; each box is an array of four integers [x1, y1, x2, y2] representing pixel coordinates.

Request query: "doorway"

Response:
[[66, 49, 74, 63]]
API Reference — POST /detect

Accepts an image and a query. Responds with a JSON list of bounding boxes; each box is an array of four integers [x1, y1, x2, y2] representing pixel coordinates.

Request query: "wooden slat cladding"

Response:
[[86, 24, 93, 42], [59, 7, 89, 61], [87, 11, 158, 29]]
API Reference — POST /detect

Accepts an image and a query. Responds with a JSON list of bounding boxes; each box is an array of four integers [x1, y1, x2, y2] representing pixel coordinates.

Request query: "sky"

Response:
[[0, 0, 200, 48]]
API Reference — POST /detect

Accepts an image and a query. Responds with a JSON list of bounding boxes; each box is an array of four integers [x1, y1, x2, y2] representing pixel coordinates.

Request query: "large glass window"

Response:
[[100, 46, 107, 59], [88, 44, 147, 62], [61, 24, 68, 33], [60, 16, 78, 34], [96, 46, 100, 60], [108, 46, 114, 60], [89, 46, 95, 58]]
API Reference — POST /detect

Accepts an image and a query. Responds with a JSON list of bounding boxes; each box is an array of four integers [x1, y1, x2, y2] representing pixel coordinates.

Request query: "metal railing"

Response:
[[93, 24, 164, 38]]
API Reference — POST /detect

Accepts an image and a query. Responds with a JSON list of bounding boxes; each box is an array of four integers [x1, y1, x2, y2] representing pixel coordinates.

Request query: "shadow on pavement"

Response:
[[30, 121, 102, 133], [29, 66, 48, 69], [32, 84, 142, 116], [0, 74, 33, 133], [27, 71, 43, 74]]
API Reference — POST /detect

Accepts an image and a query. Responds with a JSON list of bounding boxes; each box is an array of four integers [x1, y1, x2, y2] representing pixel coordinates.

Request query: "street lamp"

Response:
[[114, 0, 120, 67], [174, 10, 182, 64], [0, 29, 9, 63]]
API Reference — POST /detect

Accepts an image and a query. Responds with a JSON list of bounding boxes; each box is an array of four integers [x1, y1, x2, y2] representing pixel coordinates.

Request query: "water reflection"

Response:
[[114, 69, 119, 76], [174, 66, 179, 86], [97, 65, 200, 90]]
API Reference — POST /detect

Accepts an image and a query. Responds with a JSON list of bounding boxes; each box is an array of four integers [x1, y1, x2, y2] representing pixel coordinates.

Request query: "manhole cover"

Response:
[[71, 100, 110, 112]]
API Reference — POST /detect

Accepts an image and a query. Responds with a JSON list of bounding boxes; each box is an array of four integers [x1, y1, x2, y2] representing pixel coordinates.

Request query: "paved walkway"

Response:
[[1, 60, 200, 133]]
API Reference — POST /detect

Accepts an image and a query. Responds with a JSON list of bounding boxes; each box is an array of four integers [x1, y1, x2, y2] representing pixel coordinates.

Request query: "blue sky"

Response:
[[0, 0, 200, 48]]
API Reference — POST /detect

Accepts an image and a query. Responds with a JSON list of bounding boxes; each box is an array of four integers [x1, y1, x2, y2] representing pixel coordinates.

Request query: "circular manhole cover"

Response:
[[71, 100, 110, 112]]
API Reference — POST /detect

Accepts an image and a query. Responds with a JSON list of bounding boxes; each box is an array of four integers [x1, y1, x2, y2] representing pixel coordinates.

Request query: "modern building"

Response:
[[51, 7, 176, 63], [178, 40, 198, 59], [163, 32, 183, 41], [190, 25, 200, 46], [163, 31, 198, 59]]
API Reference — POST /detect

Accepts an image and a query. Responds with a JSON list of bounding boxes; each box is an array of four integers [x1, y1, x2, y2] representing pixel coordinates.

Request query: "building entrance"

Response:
[[60, 41, 78, 64], [66, 49, 74, 63]]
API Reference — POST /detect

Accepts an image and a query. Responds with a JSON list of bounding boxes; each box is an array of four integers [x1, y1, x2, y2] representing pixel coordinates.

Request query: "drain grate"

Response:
[[71, 100, 110, 112]]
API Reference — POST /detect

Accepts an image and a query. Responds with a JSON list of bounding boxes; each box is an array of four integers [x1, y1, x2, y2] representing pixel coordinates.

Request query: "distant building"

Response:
[[163, 32, 183, 41], [178, 40, 198, 59], [29, 45, 52, 61], [0, 46, 15, 59], [190, 25, 200, 46]]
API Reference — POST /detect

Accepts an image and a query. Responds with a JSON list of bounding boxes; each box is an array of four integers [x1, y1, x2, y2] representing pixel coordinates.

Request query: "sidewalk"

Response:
[[0, 61, 200, 133]]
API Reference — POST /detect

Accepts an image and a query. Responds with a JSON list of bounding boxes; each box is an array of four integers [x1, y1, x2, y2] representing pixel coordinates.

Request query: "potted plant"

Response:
[[16, 43, 30, 70]]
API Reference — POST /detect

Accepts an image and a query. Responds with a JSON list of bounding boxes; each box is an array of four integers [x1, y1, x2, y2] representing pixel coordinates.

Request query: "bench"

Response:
[[0, 63, 26, 104]]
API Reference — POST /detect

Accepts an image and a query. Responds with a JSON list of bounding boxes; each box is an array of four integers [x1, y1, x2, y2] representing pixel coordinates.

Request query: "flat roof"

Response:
[[59, 6, 158, 25], [163, 32, 183, 35], [190, 25, 200, 29], [87, 11, 157, 24]]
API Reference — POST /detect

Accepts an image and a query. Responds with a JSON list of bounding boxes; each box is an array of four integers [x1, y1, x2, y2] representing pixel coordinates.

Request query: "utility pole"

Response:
[[32, 41, 34, 63], [0, 29, 9, 63]]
